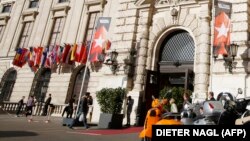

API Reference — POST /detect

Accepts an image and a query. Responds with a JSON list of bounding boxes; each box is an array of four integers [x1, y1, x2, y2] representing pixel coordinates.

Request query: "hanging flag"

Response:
[[12, 48, 30, 67], [89, 17, 112, 62], [213, 0, 232, 57], [41, 47, 49, 67], [61, 44, 71, 63], [80, 42, 88, 64], [70, 43, 77, 61], [34, 47, 44, 68], [13, 48, 23, 67], [28, 47, 37, 72], [75, 43, 84, 62], [56, 45, 63, 64], [44, 46, 54, 68], [65, 46, 73, 65]]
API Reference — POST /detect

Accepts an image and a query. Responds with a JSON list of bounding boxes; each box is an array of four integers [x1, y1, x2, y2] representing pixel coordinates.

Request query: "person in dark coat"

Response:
[[126, 96, 134, 126], [207, 91, 216, 101], [67, 95, 76, 118], [80, 92, 90, 129], [69, 92, 90, 129], [42, 94, 52, 116], [16, 96, 25, 117]]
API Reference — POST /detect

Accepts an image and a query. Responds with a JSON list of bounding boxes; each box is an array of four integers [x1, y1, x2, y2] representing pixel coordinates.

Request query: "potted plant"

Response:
[[96, 87, 126, 129]]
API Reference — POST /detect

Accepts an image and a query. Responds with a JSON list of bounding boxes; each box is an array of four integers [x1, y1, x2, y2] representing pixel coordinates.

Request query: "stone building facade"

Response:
[[0, 0, 250, 125]]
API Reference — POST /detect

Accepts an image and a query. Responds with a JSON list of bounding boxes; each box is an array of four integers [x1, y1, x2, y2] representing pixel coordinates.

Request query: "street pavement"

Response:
[[0, 113, 141, 141]]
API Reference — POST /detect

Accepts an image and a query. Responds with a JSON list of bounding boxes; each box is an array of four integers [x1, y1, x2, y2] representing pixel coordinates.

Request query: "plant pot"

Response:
[[98, 113, 124, 129]]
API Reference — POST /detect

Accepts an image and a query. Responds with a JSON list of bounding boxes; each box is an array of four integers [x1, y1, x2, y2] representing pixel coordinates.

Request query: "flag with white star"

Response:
[[213, 1, 232, 57], [89, 17, 111, 62]]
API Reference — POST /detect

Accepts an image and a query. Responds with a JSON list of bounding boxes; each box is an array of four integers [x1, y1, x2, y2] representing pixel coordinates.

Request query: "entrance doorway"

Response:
[[140, 30, 195, 124]]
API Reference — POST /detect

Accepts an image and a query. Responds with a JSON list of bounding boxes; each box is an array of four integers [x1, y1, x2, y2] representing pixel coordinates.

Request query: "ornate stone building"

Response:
[[0, 0, 249, 124]]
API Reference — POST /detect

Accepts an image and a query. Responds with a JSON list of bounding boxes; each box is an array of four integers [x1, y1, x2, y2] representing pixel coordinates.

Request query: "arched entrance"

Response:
[[0, 68, 17, 102], [65, 65, 90, 103], [158, 30, 194, 92], [144, 29, 195, 113], [29, 68, 51, 102]]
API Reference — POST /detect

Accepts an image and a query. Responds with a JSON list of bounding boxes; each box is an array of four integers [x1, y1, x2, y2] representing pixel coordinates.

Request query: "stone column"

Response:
[[134, 26, 149, 91], [193, 3, 211, 102]]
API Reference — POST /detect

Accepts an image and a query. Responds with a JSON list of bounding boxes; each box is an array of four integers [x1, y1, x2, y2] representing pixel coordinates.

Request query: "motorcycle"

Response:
[[191, 92, 250, 125], [181, 100, 224, 125]]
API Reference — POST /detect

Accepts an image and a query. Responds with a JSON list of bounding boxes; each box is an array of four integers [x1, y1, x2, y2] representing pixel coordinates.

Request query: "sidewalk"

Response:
[[0, 112, 142, 135], [0, 113, 140, 141]]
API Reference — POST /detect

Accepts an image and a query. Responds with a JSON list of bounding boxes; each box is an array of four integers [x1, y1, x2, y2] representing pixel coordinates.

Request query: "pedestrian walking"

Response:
[[126, 96, 134, 127], [16, 96, 25, 117], [69, 92, 91, 129], [26, 96, 35, 117], [68, 95, 76, 118], [42, 94, 52, 116]]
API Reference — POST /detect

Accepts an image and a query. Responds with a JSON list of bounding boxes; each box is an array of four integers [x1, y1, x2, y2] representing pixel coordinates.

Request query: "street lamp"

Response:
[[223, 43, 239, 73], [104, 50, 119, 74]]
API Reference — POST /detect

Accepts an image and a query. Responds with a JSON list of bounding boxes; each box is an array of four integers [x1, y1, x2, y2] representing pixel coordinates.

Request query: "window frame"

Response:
[[17, 22, 34, 49], [58, 0, 68, 3], [29, 0, 39, 8], [2, 4, 12, 13], [84, 12, 100, 43], [48, 17, 65, 46], [0, 25, 6, 42]]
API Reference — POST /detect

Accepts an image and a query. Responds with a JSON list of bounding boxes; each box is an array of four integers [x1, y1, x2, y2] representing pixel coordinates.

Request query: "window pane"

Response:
[[2, 5, 11, 13], [29, 0, 39, 8], [0, 25, 5, 42], [18, 22, 34, 48], [49, 17, 65, 46], [84, 12, 100, 42], [58, 0, 68, 3]]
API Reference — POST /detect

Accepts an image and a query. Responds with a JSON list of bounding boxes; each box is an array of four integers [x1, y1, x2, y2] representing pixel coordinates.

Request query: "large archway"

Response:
[[29, 68, 51, 102], [158, 30, 195, 91], [65, 65, 90, 104], [144, 29, 195, 112], [0, 68, 17, 103]]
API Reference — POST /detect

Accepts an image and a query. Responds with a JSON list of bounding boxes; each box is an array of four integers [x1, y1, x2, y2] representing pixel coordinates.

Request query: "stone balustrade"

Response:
[[1, 101, 69, 117]]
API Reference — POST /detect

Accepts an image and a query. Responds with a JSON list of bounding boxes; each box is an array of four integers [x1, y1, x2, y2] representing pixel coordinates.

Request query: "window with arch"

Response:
[[29, 68, 51, 103], [0, 69, 17, 102]]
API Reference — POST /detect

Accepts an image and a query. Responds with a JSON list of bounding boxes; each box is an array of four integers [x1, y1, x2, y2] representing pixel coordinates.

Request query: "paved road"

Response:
[[0, 114, 141, 141]]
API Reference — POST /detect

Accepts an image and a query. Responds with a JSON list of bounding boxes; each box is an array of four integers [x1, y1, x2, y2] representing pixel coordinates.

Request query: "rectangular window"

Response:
[[49, 17, 65, 46], [0, 25, 5, 42], [58, 0, 68, 3], [29, 0, 39, 8], [18, 22, 34, 48], [2, 4, 11, 13], [85, 12, 100, 42]]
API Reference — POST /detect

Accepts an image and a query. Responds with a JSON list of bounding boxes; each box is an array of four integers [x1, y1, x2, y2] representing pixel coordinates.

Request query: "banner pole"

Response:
[[74, 16, 99, 118]]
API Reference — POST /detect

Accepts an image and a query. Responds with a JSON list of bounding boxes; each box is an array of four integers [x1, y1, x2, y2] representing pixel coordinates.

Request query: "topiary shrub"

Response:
[[96, 87, 126, 114]]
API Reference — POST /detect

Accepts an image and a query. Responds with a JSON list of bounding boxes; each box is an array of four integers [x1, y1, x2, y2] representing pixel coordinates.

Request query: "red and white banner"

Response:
[[213, 0, 232, 57], [89, 17, 112, 62]]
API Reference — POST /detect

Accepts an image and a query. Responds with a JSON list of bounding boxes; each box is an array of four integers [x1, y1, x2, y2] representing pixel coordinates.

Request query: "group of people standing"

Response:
[[15, 94, 53, 117]]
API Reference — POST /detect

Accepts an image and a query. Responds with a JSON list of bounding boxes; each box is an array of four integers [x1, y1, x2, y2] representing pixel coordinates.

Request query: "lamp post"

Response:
[[223, 43, 239, 73], [104, 50, 119, 74]]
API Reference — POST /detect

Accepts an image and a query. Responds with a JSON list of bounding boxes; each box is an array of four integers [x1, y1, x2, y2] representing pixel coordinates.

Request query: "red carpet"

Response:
[[77, 127, 143, 135]]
